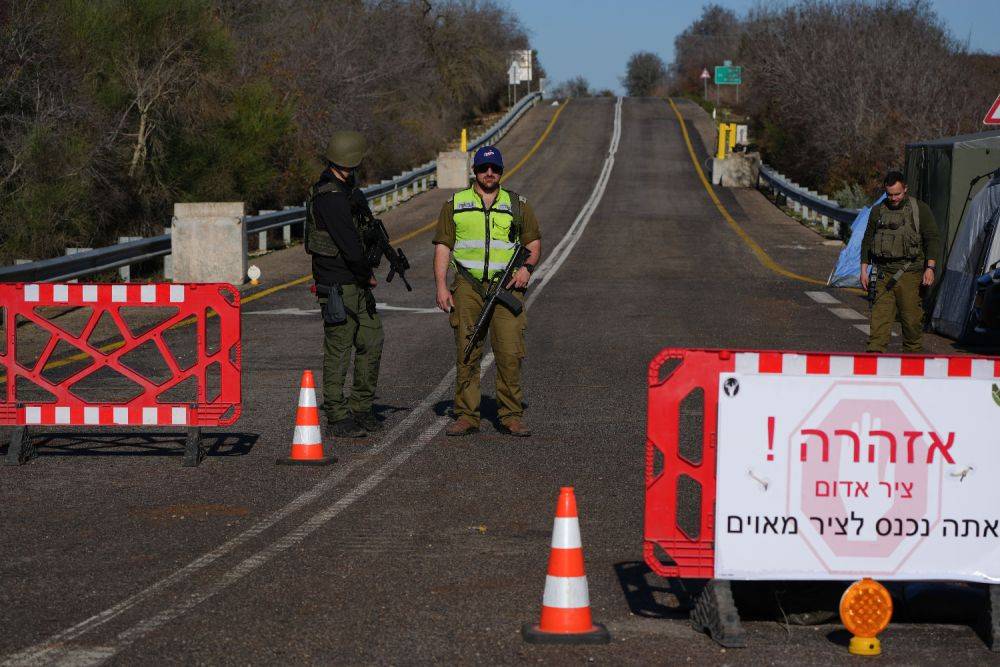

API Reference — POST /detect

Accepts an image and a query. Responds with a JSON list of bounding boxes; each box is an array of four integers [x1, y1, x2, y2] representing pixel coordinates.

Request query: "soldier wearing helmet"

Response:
[[305, 130, 383, 438]]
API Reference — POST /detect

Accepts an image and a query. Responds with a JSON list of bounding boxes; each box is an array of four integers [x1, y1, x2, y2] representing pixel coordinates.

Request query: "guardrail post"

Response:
[[256, 210, 277, 253], [117, 236, 142, 281], [283, 223, 292, 246]]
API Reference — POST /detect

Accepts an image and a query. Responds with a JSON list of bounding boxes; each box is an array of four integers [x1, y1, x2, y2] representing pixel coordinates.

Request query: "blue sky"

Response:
[[504, 0, 1000, 94]]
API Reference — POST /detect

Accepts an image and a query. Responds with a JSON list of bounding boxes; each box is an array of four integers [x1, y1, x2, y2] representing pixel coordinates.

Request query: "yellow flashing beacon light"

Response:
[[839, 578, 893, 656]]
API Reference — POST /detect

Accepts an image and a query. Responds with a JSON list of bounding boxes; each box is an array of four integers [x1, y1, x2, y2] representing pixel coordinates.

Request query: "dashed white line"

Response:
[[829, 307, 866, 321], [805, 290, 840, 305]]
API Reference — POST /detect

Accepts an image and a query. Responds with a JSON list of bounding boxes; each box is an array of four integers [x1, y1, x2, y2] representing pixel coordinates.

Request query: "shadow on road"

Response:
[[613, 560, 697, 619], [0, 430, 258, 459]]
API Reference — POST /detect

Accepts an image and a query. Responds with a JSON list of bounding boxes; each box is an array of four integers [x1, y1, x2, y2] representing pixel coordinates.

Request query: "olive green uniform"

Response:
[[433, 191, 541, 428], [320, 284, 383, 421], [860, 196, 940, 353], [306, 173, 383, 423]]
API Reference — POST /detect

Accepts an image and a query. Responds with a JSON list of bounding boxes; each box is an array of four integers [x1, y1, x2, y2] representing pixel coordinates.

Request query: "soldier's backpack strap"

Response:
[[911, 197, 920, 235], [310, 182, 339, 200]]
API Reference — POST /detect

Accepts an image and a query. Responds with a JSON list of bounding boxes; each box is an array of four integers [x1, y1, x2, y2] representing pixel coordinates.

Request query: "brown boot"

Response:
[[446, 417, 479, 437], [500, 419, 531, 437]]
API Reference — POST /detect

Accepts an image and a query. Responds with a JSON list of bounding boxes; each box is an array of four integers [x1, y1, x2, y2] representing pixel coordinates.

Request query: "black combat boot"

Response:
[[329, 416, 367, 438], [352, 410, 384, 432]]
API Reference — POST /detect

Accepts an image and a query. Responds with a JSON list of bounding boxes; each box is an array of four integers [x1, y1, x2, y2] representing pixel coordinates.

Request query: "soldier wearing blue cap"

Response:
[[432, 145, 542, 436]]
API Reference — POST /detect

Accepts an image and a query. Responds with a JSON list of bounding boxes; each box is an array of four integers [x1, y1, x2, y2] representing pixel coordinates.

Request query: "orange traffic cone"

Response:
[[276, 370, 335, 466], [522, 486, 610, 644]]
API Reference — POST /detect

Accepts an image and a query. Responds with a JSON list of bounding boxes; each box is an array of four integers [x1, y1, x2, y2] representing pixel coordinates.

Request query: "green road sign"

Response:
[[714, 65, 742, 86]]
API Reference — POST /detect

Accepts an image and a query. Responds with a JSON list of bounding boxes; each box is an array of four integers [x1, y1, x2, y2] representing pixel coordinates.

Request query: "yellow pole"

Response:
[[727, 123, 737, 151], [461, 128, 468, 153], [716, 124, 727, 160]]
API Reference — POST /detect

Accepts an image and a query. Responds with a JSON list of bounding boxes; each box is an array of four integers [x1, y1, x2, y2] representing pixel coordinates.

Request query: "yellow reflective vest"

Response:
[[451, 187, 520, 281]]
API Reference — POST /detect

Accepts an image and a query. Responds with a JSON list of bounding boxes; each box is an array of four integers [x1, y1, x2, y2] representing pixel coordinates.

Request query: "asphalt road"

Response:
[[2, 97, 997, 665]]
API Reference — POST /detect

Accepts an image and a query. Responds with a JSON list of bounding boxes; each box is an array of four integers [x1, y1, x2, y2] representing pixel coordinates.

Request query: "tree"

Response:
[[552, 76, 591, 98], [739, 0, 996, 190], [671, 4, 741, 95], [622, 51, 666, 97], [0, 0, 538, 264]]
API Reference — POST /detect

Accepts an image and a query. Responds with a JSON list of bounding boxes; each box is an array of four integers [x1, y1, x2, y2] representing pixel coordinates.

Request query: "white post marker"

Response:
[[984, 93, 1000, 125]]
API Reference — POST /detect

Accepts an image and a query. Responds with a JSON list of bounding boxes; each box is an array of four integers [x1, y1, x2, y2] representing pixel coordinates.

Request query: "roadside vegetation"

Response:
[[548, 76, 614, 99], [0, 0, 539, 263], [668, 1, 999, 197]]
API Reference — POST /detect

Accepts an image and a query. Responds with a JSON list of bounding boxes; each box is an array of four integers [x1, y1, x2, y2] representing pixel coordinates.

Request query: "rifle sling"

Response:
[[454, 262, 488, 298]]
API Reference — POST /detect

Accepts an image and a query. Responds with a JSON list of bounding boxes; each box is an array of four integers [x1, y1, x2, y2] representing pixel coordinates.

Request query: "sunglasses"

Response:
[[474, 164, 503, 175]]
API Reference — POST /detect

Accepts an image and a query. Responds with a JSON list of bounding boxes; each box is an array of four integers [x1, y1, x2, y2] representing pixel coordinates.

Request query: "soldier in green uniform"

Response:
[[432, 145, 542, 437], [860, 171, 940, 353], [305, 131, 384, 438]]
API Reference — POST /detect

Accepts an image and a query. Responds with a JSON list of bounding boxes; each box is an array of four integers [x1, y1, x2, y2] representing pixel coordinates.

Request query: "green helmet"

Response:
[[325, 130, 367, 168]]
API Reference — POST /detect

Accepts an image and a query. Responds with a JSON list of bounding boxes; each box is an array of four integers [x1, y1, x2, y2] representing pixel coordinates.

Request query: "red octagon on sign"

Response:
[[787, 381, 945, 576]]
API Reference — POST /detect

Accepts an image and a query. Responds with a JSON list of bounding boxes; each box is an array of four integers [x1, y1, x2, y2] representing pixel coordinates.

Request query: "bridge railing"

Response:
[[757, 163, 859, 238], [1, 92, 543, 284]]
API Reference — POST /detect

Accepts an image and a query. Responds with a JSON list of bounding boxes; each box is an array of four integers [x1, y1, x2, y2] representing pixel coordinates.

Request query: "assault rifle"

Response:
[[462, 244, 532, 361], [358, 209, 412, 291], [867, 264, 879, 306]]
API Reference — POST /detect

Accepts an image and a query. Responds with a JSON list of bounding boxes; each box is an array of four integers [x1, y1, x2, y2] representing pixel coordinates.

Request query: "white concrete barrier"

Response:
[[171, 202, 247, 285]]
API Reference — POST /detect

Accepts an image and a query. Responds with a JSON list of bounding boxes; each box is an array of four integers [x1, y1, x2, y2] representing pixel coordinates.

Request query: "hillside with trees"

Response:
[[0, 0, 539, 263], [669, 1, 999, 198]]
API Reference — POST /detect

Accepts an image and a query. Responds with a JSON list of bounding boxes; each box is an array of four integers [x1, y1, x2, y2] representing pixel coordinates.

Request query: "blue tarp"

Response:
[[827, 194, 886, 287]]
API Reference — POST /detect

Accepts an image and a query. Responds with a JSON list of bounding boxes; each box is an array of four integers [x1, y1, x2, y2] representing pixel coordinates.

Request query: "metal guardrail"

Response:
[[1, 92, 543, 284], [758, 163, 859, 236]]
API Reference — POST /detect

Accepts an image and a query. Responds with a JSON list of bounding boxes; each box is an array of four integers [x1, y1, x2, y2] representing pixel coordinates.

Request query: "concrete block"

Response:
[[171, 202, 247, 285], [436, 150, 470, 189], [712, 152, 761, 188]]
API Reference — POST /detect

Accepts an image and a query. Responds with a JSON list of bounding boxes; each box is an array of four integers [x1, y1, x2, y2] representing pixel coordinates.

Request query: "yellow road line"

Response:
[[502, 98, 569, 182], [6, 99, 573, 381], [667, 98, 826, 286]]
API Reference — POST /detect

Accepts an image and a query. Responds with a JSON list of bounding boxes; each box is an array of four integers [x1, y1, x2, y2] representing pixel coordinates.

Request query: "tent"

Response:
[[930, 174, 1000, 340], [905, 130, 1000, 266], [828, 194, 885, 287]]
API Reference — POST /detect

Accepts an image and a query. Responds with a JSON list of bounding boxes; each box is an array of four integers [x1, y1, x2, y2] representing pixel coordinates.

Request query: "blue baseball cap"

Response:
[[472, 145, 503, 171]]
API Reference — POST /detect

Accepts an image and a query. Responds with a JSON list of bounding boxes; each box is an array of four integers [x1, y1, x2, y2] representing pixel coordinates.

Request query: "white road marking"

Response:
[[829, 307, 866, 321], [805, 291, 840, 305], [1, 96, 626, 667], [803, 293, 898, 338]]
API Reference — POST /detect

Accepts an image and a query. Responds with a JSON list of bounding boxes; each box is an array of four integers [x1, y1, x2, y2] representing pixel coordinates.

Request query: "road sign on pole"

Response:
[[984, 94, 1000, 125], [700, 68, 711, 101], [714, 64, 742, 86]]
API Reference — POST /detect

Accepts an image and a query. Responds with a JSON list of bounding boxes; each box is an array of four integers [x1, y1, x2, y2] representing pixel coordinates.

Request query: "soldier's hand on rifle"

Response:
[[368, 275, 378, 287], [506, 266, 530, 290], [436, 285, 454, 312]]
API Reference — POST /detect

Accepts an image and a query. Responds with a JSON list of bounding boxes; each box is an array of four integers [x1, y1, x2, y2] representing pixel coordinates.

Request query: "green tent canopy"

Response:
[[905, 130, 1000, 266]]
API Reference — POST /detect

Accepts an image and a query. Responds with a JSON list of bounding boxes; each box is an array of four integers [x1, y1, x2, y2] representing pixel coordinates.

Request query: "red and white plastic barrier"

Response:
[[1, 282, 241, 431], [645, 348, 1000, 583]]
